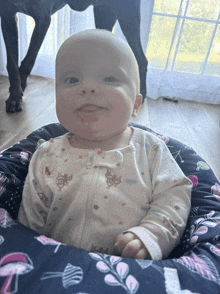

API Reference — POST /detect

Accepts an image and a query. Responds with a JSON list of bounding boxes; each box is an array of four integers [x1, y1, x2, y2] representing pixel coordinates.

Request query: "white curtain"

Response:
[[0, 0, 219, 104], [147, 0, 220, 104]]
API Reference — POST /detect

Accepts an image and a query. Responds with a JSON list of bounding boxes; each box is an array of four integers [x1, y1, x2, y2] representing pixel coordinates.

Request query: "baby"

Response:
[[18, 29, 192, 260]]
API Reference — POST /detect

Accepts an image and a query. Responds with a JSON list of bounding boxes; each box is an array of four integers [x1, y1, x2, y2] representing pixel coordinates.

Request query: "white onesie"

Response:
[[18, 126, 192, 260]]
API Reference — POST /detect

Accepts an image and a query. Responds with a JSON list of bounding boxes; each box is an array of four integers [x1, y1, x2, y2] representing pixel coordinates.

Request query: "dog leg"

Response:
[[117, 1, 148, 101], [1, 13, 23, 113], [19, 14, 51, 93], [93, 5, 117, 31]]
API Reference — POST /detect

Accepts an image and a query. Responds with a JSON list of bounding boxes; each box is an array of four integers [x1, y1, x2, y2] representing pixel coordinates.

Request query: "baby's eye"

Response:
[[66, 77, 79, 84], [104, 76, 118, 82]]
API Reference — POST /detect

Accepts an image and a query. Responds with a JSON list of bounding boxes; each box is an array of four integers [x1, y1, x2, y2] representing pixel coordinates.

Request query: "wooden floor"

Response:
[[0, 75, 219, 181]]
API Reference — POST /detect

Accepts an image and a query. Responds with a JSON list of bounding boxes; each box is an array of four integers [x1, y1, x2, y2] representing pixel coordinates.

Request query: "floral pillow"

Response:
[[1, 122, 220, 293]]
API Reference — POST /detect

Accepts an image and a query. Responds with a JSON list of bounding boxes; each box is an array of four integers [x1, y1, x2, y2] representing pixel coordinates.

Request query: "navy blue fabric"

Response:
[[1, 122, 220, 293]]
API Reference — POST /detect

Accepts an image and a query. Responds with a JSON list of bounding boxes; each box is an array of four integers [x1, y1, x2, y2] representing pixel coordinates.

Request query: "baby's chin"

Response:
[[73, 125, 106, 139], [67, 119, 106, 139], [60, 111, 105, 132], [69, 128, 113, 150], [76, 114, 99, 126]]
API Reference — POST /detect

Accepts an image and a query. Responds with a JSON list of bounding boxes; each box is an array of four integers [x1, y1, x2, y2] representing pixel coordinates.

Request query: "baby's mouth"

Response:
[[76, 104, 106, 113]]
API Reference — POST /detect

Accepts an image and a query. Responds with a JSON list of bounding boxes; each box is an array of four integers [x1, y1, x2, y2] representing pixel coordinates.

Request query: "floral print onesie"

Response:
[[18, 126, 192, 260]]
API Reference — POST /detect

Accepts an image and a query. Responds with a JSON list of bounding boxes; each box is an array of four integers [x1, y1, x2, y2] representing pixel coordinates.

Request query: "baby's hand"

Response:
[[113, 232, 150, 259]]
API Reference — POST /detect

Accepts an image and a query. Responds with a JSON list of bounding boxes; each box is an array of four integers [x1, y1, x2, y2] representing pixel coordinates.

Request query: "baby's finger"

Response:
[[121, 239, 142, 258], [135, 247, 149, 260], [114, 233, 135, 253]]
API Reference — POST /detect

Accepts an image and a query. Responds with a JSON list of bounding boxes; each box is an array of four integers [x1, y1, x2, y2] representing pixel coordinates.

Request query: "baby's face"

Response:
[[56, 31, 142, 141]]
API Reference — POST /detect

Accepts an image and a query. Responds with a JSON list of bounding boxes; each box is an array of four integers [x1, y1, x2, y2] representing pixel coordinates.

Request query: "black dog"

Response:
[[0, 0, 148, 113]]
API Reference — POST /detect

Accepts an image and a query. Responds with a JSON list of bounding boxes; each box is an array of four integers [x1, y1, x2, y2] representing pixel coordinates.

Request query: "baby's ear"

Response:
[[131, 94, 142, 118]]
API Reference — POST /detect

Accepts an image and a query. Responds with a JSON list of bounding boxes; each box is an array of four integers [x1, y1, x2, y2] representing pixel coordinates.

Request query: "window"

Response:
[[147, 0, 220, 75], [146, 0, 220, 103]]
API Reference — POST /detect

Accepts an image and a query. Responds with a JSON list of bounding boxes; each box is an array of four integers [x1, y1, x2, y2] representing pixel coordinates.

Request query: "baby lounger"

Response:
[[0, 122, 220, 293]]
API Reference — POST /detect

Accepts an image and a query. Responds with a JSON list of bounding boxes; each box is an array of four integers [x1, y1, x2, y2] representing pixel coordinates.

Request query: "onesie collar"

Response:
[[62, 127, 140, 169]]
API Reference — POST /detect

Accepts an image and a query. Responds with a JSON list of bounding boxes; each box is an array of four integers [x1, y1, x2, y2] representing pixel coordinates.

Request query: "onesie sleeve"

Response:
[[18, 143, 52, 235], [127, 139, 192, 260]]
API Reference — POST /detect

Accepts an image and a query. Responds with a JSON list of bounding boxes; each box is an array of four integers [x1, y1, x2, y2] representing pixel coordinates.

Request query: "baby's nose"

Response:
[[78, 80, 100, 96]]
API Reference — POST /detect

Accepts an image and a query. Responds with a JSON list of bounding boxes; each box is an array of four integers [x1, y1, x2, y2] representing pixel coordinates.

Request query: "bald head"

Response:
[[56, 29, 140, 92]]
